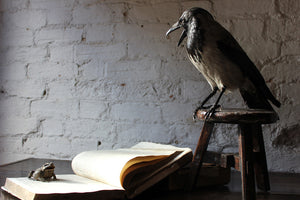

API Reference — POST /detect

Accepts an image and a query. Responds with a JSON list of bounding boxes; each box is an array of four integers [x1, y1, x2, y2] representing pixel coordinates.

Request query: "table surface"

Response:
[[1, 158, 300, 200]]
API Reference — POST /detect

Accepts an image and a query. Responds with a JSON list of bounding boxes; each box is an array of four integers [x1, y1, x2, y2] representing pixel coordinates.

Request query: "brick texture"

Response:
[[0, 0, 299, 172]]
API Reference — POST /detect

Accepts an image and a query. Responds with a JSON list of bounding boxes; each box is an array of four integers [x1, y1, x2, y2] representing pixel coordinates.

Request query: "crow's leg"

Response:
[[193, 87, 218, 120], [200, 87, 219, 108], [205, 87, 226, 120]]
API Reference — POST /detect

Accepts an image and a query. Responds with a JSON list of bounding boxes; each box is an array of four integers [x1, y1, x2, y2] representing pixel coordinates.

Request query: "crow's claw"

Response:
[[193, 104, 216, 121], [204, 104, 220, 120], [193, 108, 199, 121], [193, 106, 204, 121], [193, 112, 197, 122]]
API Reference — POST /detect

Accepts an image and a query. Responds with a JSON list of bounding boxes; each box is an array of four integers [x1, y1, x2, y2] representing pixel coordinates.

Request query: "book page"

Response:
[[71, 144, 178, 188], [3, 174, 124, 200], [121, 151, 182, 189], [4, 174, 122, 194], [130, 142, 191, 151], [122, 143, 192, 192]]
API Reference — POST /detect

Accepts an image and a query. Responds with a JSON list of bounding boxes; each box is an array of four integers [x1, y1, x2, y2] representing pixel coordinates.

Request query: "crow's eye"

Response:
[[179, 18, 187, 26]]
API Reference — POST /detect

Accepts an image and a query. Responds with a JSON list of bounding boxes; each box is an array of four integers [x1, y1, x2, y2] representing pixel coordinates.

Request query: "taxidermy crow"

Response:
[[166, 7, 281, 120]]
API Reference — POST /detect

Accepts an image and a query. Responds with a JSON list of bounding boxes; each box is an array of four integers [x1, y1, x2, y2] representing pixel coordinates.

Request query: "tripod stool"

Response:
[[190, 108, 278, 200]]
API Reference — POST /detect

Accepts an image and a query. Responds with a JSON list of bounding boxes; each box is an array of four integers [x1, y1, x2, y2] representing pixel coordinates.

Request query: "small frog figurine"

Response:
[[28, 162, 57, 181]]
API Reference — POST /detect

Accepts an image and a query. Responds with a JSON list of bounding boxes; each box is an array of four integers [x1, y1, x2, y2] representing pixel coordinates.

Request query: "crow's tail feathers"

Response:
[[239, 88, 280, 118], [260, 85, 281, 108]]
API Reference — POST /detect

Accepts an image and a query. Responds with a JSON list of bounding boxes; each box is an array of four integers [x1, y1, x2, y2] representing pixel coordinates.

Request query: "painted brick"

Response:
[[0, 97, 30, 118], [27, 62, 77, 81], [230, 19, 264, 41], [0, 137, 22, 153], [0, 0, 299, 172], [72, 3, 124, 25], [0, 62, 27, 81], [3, 9, 46, 30], [0, 28, 33, 47], [23, 137, 72, 158], [79, 100, 108, 119], [2, 80, 45, 98], [239, 39, 279, 64], [79, 59, 105, 81], [86, 24, 114, 43], [29, 0, 74, 25], [49, 44, 74, 64], [70, 138, 98, 155], [281, 41, 300, 56], [110, 102, 161, 123], [29, 0, 75, 9], [278, 0, 300, 17], [64, 119, 113, 138], [128, 40, 175, 59], [74, 43, 126, 65], [42, 119, 64, 136], [116, 123, 171, 146], [0, 117, 38, 136], [214, 0, 274, 18], [114, 23, 172, 44], [0, 0, 28, 11], [47, 80, 76, 99], [181, 1, 212, 12], [35, 27, 83, 44], [129, 3, 180, 24], [74, 80, 113, 101], [30, 99, 78, 119], [161, 60, 202, 81], [168, 123, 203, 147], [46, 7, 73, 25], [161, 102, 194, 123], [105, 59, 160, 81], [0, 46, 47, 66]]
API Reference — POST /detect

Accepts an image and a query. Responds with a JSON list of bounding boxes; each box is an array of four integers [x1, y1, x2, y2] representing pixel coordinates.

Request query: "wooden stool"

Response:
[[189, 108, 279, 200]]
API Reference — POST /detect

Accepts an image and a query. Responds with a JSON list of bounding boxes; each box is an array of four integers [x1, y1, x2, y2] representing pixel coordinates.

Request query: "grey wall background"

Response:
[[0, 0, 299, 172]]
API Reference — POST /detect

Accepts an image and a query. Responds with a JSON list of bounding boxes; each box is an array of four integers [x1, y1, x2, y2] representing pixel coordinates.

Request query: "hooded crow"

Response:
[[166, 7, 281, 120]]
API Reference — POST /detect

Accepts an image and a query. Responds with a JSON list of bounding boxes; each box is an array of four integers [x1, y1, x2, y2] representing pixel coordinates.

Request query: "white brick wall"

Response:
[[0, 0, 299, 172]]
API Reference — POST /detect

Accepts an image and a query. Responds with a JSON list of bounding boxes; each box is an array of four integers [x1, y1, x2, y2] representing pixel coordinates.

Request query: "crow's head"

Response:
[[166, 7, 214, 46]]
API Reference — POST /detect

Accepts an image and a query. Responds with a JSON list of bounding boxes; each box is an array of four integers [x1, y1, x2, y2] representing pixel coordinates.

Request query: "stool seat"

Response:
[[196, 108, 279, 124], [190, 108, 279, 200]]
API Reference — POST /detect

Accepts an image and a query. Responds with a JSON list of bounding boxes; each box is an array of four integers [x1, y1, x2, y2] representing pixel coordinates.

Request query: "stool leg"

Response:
[[239, 124, 256, 200], [187, 121, 214, 190], [252, 124, 270, 191]]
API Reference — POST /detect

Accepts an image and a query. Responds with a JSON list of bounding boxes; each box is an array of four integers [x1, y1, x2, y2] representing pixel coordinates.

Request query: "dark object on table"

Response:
[[166, 7, 281, 120], [28, 162, 57, 182]]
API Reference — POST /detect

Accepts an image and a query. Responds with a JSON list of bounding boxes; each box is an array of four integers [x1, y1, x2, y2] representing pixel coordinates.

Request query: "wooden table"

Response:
[[1, 158, 300, 200]]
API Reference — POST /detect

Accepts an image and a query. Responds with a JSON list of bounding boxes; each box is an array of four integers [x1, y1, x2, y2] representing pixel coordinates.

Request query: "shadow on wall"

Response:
[[273, 124, 300, 149]]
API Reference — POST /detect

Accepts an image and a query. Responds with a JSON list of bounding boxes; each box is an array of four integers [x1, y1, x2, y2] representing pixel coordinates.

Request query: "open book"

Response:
[[2, 142, 193, 200]]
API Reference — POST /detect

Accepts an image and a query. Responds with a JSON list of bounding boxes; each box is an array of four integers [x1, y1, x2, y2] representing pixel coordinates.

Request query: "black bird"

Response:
[[166, 7, 281, 119]]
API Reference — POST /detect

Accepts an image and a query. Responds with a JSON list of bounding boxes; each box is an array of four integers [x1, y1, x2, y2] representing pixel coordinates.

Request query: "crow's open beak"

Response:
[[166, 21, 181, 37], [166, 21, 187, 46], [177, 30, 187, 46]]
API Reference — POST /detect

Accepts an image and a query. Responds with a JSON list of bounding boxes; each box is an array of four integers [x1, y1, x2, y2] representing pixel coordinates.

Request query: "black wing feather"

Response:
[[216, 34, 281, 108]]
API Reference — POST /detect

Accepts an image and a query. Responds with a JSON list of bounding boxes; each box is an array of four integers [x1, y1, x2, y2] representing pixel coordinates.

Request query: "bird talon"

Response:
[[204, 110, 212, 120], [193, 108, 200, 121], [204, 105, 220, 121], [192, 104, 210, 121], [193, 114, 197, 121]]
